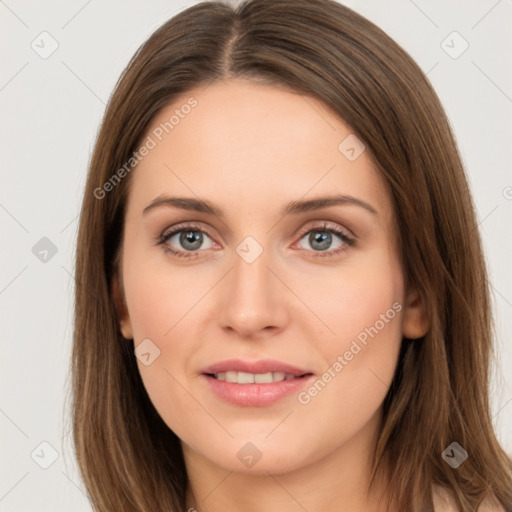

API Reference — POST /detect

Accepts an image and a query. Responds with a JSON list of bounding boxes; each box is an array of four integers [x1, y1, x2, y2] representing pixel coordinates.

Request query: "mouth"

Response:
[[200, 359, 315, 407], [201, 358, 313, 381], [205, 371, 312, 383]]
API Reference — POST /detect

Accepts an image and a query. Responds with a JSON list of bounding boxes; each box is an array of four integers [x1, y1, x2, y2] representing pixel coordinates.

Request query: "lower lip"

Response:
[[201, 374, 314, 407]]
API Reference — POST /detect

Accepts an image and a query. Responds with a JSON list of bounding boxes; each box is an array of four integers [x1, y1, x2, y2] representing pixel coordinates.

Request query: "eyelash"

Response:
[[156, 221, 356, 260]]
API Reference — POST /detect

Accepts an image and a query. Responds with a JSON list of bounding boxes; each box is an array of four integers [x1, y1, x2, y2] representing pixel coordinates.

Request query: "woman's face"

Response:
[[114, 79, 427, 474]]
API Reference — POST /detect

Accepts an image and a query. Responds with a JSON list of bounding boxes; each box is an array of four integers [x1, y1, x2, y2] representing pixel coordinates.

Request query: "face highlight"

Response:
[[114, 79, 425, 476]]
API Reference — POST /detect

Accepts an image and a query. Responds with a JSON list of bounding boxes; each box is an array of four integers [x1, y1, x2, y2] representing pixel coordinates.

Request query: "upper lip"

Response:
[[201, 359, 313, 377]]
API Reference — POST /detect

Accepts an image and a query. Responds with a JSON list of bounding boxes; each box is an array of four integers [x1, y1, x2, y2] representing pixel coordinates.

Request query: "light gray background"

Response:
[[1, 1, 511, 510]]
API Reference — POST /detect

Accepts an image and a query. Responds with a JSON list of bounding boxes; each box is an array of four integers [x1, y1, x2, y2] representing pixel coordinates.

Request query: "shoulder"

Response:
[[476, 498, 507, 512], [432, 485, 506, 512]]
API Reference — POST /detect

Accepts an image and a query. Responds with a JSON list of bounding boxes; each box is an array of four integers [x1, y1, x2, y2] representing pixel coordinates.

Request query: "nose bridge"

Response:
[[217, 238, 285, 336], [230, 241, 272, 309], [231, 244, 268, 295]]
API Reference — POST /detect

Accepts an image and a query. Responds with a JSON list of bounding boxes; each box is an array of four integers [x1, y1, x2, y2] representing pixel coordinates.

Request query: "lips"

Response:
[[200, 359, 314, 407], [214, 371, 296, 384], [201, 358, 312, 377]]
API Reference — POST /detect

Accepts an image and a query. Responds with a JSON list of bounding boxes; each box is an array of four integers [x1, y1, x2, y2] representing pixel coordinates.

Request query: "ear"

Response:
[[402, 286, 430, 339], [112, 272, 133, 340]]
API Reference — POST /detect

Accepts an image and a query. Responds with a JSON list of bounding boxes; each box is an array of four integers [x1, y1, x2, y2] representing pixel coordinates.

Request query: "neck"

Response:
[[183, 410, 393, 512]]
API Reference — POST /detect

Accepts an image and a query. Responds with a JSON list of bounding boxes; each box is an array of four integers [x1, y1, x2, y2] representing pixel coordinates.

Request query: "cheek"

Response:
[[293, 312, 401, 470], [293, 254, 404, 435], [302, 294, 403, 404], [323, 275, 402, 360], [123, 254, 217, 433], [306, 247, 403, 355], [123, 251, 214, 342]]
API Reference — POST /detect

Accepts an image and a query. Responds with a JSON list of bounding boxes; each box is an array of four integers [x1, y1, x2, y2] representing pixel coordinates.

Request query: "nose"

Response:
[[216, 246, 289, 340]]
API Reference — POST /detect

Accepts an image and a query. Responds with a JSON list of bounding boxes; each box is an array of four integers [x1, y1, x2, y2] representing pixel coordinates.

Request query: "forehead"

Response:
[[127, 79, 393, 223]]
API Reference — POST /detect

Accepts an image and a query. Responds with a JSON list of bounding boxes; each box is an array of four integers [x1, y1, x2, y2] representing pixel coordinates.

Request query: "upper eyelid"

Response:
[[161, 221, 215, 240], [296, 221, 353, 239]]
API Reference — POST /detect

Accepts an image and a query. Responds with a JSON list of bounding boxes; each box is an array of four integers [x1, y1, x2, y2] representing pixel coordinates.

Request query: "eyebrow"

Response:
[[142, 194, 378, 218]]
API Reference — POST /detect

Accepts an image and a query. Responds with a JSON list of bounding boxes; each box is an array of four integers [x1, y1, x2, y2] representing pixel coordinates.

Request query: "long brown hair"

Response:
[[69, 1, 512, 510]]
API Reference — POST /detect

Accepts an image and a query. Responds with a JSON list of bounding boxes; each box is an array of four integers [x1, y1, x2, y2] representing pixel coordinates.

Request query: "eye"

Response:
[[156, 221, 356, 260], [295, 222, 355, 258], [156, 221, 216, 259]]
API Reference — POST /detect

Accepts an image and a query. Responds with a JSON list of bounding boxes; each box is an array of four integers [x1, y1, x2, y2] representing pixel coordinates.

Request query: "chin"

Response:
[[193, 438, 323, 476]]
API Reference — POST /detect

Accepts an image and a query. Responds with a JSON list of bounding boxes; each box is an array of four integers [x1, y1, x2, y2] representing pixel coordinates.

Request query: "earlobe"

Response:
[[402, 286, 430, 339], [112, 273, 133, 340]]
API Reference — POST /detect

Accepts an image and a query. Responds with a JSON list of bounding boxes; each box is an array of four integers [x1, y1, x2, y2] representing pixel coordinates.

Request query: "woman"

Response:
[[70, 0, 512, 510]]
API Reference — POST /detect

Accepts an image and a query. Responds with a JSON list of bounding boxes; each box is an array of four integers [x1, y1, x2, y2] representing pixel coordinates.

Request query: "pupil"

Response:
[[181, 230, 202, 250], [310, 231, 331, 251]]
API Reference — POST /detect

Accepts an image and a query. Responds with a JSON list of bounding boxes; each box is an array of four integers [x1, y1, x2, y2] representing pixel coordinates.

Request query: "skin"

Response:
[[113, 79, 429, 512]]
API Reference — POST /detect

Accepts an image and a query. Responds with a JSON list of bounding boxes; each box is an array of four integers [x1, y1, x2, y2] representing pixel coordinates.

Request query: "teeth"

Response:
[[255, 372, 273, 383], [237, 371, 255, 383], [225, 371, 237, 382], [215, 371, 298, 383]]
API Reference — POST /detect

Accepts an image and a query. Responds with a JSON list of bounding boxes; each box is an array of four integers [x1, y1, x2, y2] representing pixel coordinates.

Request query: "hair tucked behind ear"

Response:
[[69, 1, 512, 510]]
